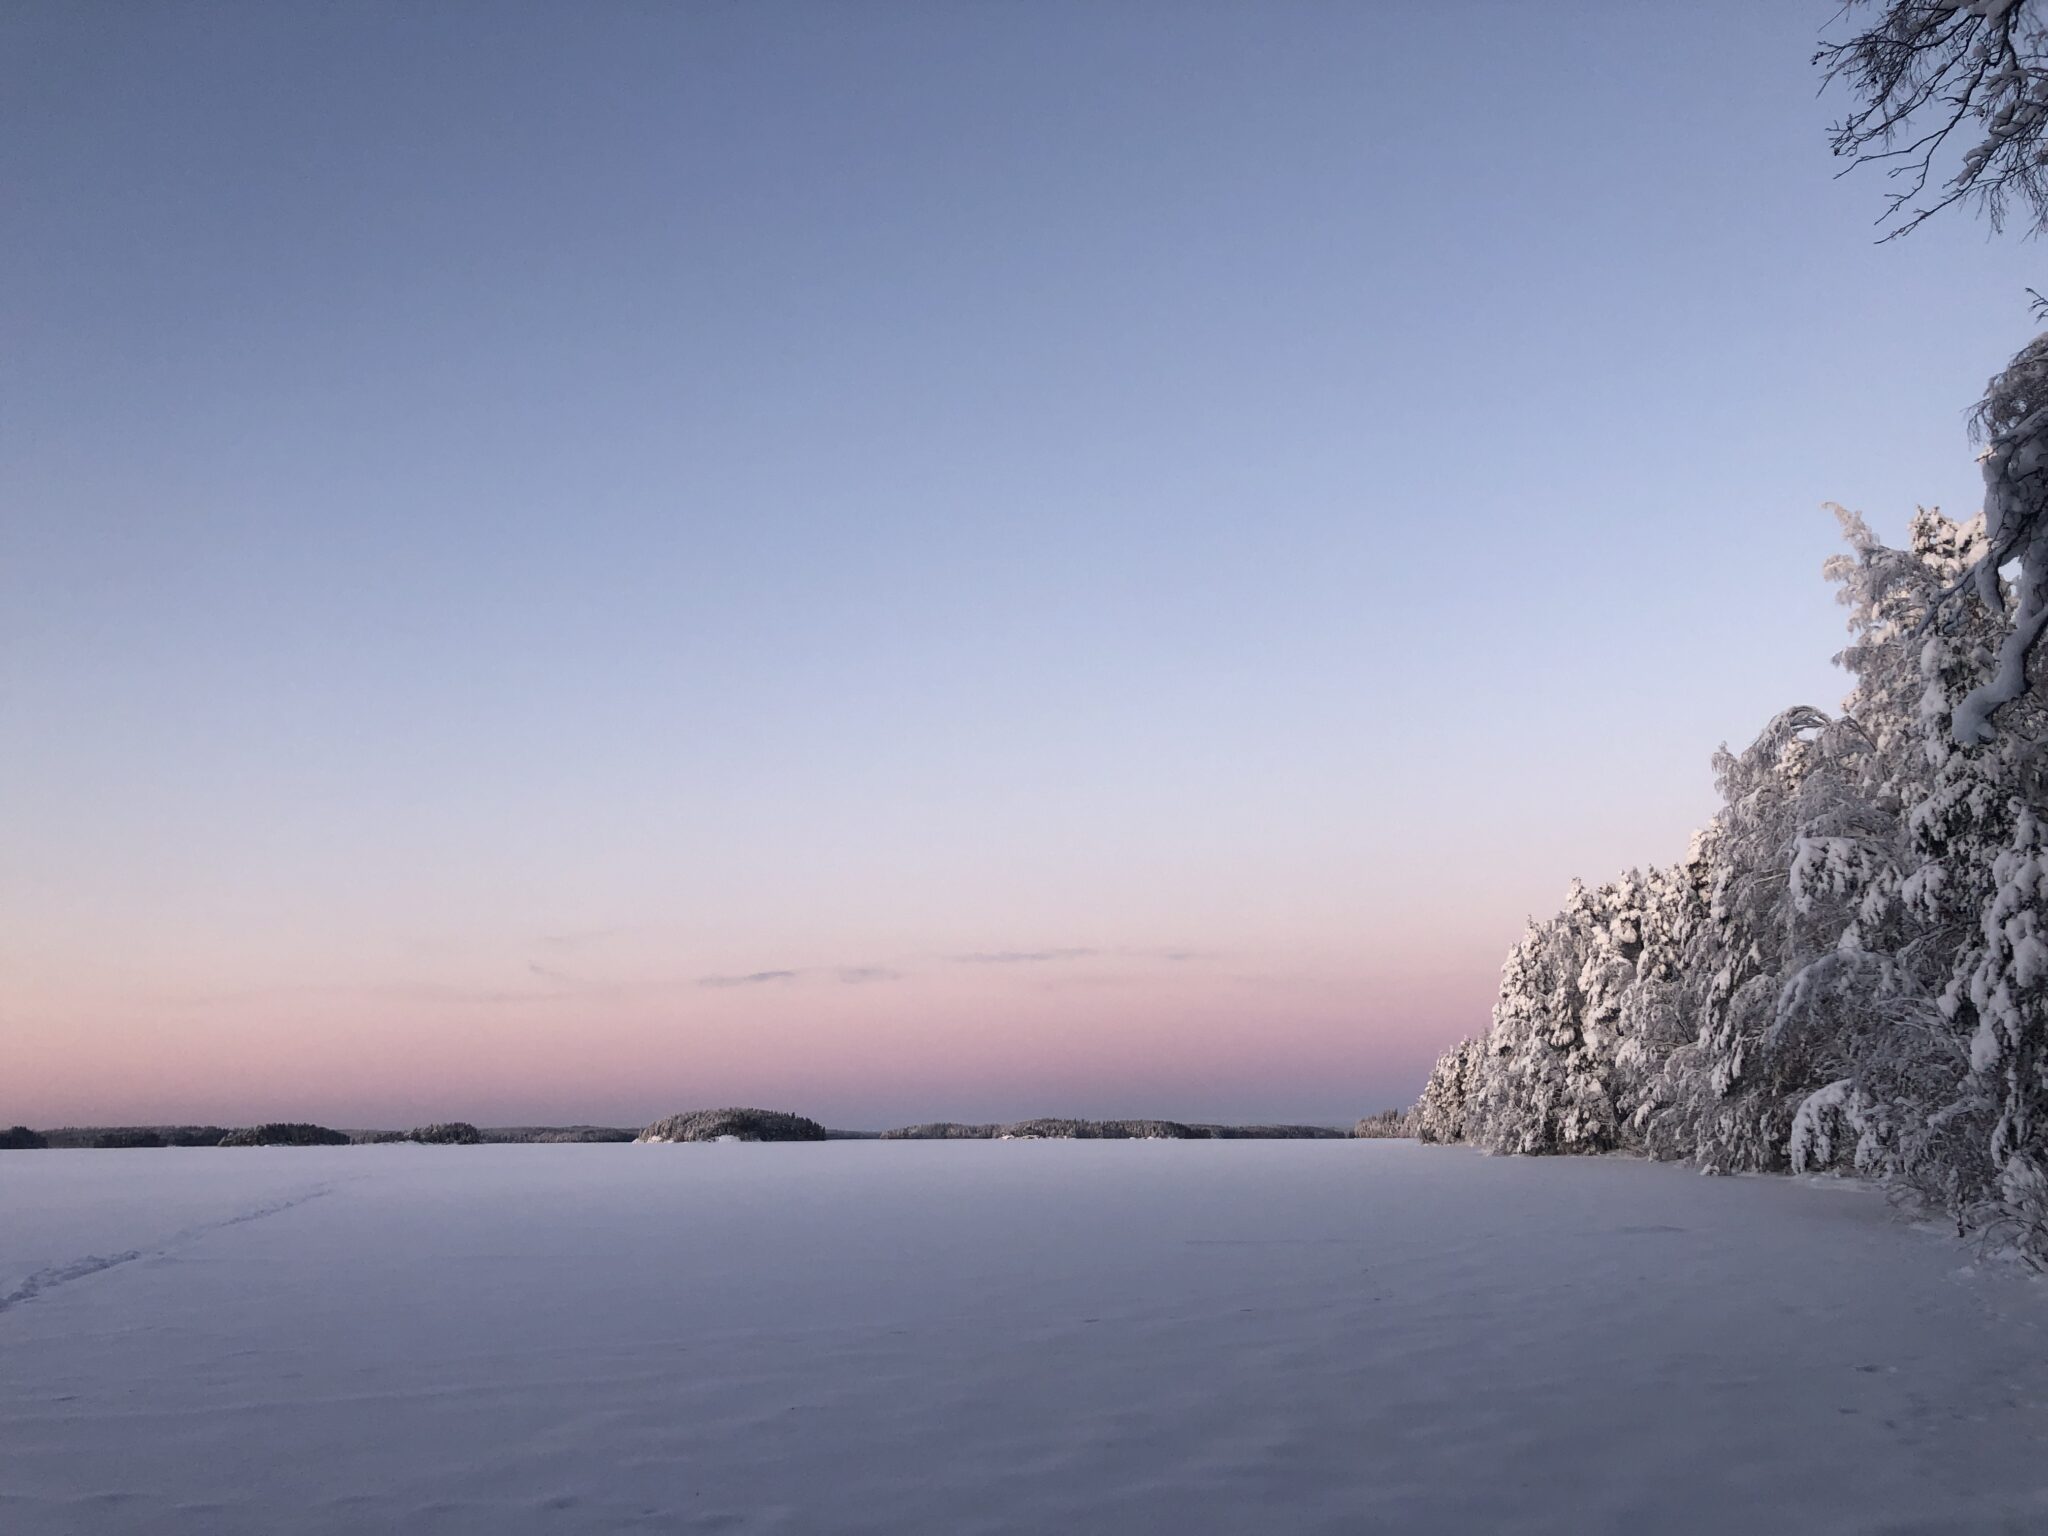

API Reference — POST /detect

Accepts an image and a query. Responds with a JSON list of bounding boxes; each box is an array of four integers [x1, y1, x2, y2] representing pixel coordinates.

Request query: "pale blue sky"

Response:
[[2, 2, 2040, 1128]]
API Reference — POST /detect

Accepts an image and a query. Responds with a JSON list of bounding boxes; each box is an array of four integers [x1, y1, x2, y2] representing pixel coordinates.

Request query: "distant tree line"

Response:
[[880, 1118, 1352, 1140], [352, 1122, 482, 1144], [5, 1112, 1390, 1148], [476, 1125, 637, 1143], [1, 1121, 658, 1148], [1352, 1109, 1417, 1139], [29, 1125, 232, 1149]]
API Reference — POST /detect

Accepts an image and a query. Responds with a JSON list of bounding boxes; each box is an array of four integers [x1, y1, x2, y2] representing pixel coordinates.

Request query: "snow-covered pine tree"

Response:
[[1613, 854, 1710, 1149], [1966, 805, 2048, 1261], [1462, 897, 1615, 1154], [1893, 495, 2048, 1254], [1414, 1038, 1478, 1144], [1648, 706, 1885, 1172], [1781, 509, 1984, 1180]]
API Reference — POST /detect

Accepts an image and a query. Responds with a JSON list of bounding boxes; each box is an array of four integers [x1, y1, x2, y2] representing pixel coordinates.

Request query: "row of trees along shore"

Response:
[[1416, 2, 2048, 1267], [1414, 488, 2045, 1267]]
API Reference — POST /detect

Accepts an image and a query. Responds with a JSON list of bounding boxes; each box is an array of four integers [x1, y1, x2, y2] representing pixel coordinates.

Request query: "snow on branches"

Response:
[[1818, 1, 2048, 238], [1412, 501, 2048, 1265], [1949, 334, 2048, 744]]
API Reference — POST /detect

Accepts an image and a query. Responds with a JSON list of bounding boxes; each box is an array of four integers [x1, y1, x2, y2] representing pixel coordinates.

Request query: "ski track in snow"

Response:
[[0, 1184, 334, 1316], [0, 1251, 150, 1315]]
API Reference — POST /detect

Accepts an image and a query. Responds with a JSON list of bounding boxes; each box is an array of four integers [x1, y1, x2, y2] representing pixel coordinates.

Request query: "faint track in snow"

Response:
[[0, 1184, 336, 1317], [187, 1185, 336, 1238], [0, 1251, 149, 1314]]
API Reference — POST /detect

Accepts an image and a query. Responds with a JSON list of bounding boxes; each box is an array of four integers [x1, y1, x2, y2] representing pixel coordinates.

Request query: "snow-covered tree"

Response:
[[1414, 1038, 1479, 1145], [1433, 866, 1705, 1160], [1408, 499, 2048, 1264], [1639, 705, 1893, 1172], [1965, 806, 2048, 1259], [1814, 0, 2048, 742], [1780, 509, 1990, 1183], [1463, 897, 1621, 1155], [1613, 857, 1710, 1145], [1392, 11, 2048, 1259], [1381, 2, 2048, 1215]]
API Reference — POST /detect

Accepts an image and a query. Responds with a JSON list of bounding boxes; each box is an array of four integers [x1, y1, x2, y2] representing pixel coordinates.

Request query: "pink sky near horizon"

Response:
[[3, 891, 1511, 1129], [5, 720, 1740, 1130]]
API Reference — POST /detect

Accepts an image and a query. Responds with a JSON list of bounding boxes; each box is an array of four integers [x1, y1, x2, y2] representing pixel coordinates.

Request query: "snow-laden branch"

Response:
[[1818, 0, 2048, 238], [1952, 335, 2048, 742]]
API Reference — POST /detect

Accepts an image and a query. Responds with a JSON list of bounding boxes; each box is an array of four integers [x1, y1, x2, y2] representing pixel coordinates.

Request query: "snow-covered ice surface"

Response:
[[3, 1142, 2046, 1535]]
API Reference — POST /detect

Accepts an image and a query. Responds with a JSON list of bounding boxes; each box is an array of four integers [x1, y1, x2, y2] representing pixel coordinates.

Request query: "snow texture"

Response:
[[3, 1142, 2047, 1535]]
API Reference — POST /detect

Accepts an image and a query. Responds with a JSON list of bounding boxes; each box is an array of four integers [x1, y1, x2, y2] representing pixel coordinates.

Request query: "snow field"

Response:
[[2, 1140, 2045, 1535]]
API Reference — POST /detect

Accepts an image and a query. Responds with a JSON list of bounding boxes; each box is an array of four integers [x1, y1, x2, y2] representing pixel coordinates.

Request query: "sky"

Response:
[[2, 2, 2042, 1132]]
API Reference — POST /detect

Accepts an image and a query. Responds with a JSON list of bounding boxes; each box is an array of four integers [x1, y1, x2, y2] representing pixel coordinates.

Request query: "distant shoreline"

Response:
[[4, 1110, 1403, 1149]]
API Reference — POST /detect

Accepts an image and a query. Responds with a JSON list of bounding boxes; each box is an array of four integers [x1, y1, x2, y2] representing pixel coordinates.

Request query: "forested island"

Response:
[[638, 1108, 828, 1142]]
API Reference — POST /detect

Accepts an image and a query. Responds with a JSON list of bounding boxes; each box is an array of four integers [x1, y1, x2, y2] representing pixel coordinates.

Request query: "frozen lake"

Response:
[[3, 1140, 2046, 1535]]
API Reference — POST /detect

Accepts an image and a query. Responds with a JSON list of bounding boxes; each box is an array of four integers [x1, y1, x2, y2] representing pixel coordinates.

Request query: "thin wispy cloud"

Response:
[[952, 948, 1098, 965], [697, 970, 801, 989], [698, 964, 905, 988], [947, 946, 1206, 965]]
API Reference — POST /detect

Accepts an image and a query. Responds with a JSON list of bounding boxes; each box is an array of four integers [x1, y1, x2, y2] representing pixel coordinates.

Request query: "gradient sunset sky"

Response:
[[3, 2, 2040, 1130]]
